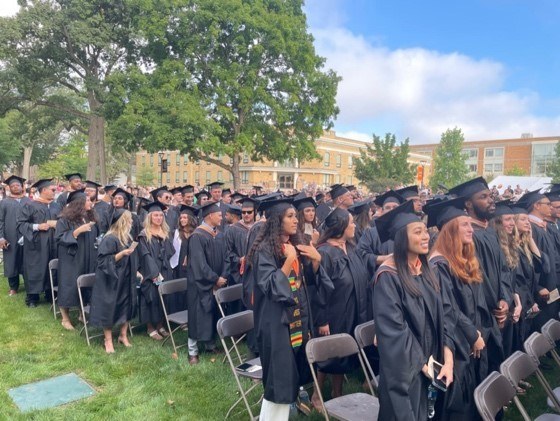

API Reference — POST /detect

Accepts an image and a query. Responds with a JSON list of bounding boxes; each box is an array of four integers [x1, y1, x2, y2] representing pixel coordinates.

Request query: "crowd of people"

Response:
[[0, 172, 559, 420]]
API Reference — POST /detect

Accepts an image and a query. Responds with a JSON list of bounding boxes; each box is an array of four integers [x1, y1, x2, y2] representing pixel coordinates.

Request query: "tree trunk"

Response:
[[87, 92, 106, 183], [22, 146, 33, 180], [231, 153, 241, 190]]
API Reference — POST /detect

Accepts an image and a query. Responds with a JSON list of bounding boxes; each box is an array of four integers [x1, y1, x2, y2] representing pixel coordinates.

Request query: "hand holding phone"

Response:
[[128, 241, 138, 251]]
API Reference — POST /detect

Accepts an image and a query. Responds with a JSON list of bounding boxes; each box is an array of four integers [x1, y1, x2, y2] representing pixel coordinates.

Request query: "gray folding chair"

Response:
[[353, 320, 379, 394], [48, 259, 59, 319], [215, 283, 243, 317], [474, 371, 521, 421], [525, 332, 560, 412], [77, 273, 103, 346], [542, 319, 560, 366], [158, 278, 188, 356], [306, 333, 379, 420], [500, 350, 560, 415], [216, 310, 262, 420]]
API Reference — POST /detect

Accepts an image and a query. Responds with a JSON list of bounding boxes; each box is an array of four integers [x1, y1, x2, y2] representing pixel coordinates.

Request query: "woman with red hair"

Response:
[[427, 197, 496, 421]]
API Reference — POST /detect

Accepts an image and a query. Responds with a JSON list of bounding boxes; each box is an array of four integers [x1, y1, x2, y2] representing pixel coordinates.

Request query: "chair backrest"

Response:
[[542, 319, 560, 343], [215, 283, 243, 305], [524, 332, 553, 362], [158, 278, 187, 296], [306, 333, 359, 364], [77, 273, 96, 288], [500, 351, 538, 386], [354, 320, 375, 349], [49, 258, 58, 271], [474, 371, 517, 421], [216, 310, 254, 339]]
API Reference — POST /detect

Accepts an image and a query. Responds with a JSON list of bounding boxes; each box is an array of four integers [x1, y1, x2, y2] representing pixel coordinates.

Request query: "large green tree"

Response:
[[354, 133, 415, 192], [0, 0, 161, 183], [429, 128, 470, 191], [107, 0, 340, 189], [547, 142, 560, 183], [37, 134, 88, 180]]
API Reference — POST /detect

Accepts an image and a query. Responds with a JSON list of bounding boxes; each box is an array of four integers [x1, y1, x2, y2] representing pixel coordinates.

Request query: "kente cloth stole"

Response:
[[288, 258, 303, 349]]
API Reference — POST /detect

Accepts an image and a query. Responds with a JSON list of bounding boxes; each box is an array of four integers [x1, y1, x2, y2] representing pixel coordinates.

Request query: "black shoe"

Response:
[[27, 302, 38, 308]]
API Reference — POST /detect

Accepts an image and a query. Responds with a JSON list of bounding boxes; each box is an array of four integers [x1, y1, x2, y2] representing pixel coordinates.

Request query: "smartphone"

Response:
[[129, 241, 138, 251], [432, 362, 448, 392], [237, 363, 253, 372]]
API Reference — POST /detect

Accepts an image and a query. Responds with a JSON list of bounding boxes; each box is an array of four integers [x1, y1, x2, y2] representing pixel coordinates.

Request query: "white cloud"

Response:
[[311, 26, 560, 143], [0, 0, 18, 17]]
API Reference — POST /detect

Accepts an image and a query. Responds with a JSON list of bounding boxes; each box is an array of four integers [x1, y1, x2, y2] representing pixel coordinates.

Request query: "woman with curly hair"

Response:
[[89, 209, 138, 353], [55, 190, 99, 331], [245, 198, 332, 420], [294, 195, 319, 246], [428, 197, 494, 420], [172, 205, 198, 279]]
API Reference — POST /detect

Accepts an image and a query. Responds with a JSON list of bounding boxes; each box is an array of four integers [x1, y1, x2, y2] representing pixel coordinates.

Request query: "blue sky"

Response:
[[305, 0, 560, 143], [2, 0, 559, 144]]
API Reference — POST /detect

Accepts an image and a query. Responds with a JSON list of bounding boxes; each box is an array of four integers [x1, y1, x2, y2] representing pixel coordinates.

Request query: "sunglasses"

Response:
[[242, 210, 254, 214]]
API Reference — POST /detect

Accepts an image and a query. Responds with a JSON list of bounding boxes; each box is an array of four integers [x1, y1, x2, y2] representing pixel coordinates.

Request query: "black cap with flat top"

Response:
[[375, 200, 421, 243]]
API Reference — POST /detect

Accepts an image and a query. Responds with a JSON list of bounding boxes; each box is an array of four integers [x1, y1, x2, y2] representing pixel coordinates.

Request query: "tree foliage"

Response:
[[37, 134, 88, 180], [135, 164, 158, 188], [505, 164, 526, 176], [547, 142, 560, 183], [354, 133, 415, 192], [429, 128, 470, 190], [106, 0, 340, 189]]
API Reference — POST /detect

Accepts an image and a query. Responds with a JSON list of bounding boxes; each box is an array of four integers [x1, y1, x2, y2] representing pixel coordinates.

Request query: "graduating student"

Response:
[[427, 197, 493, 420], [373, 200, 454, 421], [311, 208, 369, 410], [56, 173, 83, 206], [181, 185, 195, 206], [357, 190, 404, 277], [17, 179, 62, 307], [225, 199, 256, 286], [84, 180, 110, 235], [109, 188, 142, 240], [448, 177, 512, 371], [222, 188, 232, 204], [171, 205, 198, 279], [186, 201, 227, 365], [55, 190, 99, 330], [348, 199, 373, 244], [244, 198, 331, 420], [195, 189, 210, 207], [170, 187, 183, 206], [0, 176, 31, 295], [137, 202, 175, 340], [89, 209, 138, 353], [395, 185, 423, 215], [150, 186, 179, 234], [294, 195, 319, 245]]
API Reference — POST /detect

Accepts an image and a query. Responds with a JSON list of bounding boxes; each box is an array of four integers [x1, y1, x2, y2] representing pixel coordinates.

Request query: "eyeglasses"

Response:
[[538, 201, 552, 207], [163, 195, 172, 200], [242, 210, 254, 214]]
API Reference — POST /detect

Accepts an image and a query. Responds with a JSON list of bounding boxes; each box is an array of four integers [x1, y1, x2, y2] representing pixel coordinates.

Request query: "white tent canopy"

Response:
[[488, 175, 552, 194]]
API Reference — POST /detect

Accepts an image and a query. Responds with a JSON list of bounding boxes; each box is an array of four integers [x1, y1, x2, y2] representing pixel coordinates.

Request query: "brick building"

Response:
[[134, 131, 432, 191], [410, 134, 560, 179]]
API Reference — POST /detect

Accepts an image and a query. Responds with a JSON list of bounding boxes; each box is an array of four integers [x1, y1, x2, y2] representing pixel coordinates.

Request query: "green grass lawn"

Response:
[[0, 275, 558, 420]]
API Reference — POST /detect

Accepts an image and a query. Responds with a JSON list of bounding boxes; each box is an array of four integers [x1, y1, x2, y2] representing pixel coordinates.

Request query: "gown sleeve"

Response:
[[313, 247, 335, 327], [188, 232, 219, 289], [255, 248, 296, 305], [55, 218, 79, 247], [97, 235, 120, 278], [373, 270, 426, 421], [16, 202, 35, 242], [357, 227, 379, 276], [138, 235, 160, 281]]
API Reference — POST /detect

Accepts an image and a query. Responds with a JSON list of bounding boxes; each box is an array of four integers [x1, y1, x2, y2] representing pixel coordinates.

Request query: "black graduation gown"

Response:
[[315, 202, 332, 223], [314, 243, 369, 374], [0, 196, 31, 278], [17, 200, 62, 294], [165, 206, 179, 236], [224, 222, 250, 286], [250, 245, 333, 404], [431, 256, 492, 420], [54, 218, 98, 308], [56, 191, 69, 207], [186, 227, 226, 342], [373, 266, 447, 421], [137, 231, 176, 324], [89, 234, 139, 328], [93, 201, 111, 235], [105, 206, 142, 240], [357, 226, 394, 278]]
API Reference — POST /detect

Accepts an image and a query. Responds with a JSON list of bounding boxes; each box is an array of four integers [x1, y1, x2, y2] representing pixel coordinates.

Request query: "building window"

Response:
[[324, 152, 330, 167], [149, 154, 154, 166], [166, 173, 170, 183], [484, 163, 503, 174], [176, 153, 180, 166], [348, 155, 353, 169], [205, 171, 211, 184], [243, 153, 249, 164], [483, 147, 504, 176], [468, 164, 478, 173], [195, 171, 200, 184], [347, 176, 353, 185], [531, 143, 556, 176], [241, 171, 249, 184], [334, 174, 341, 184], [484, 147, 504, 158], [175, 171, 180, 183], [322, 174, 331, 186], [217, 170, 223, 181], [278, 173, 294, 189], [183, 154, 188, 164], [183, 171, 188, 182], [336, 154, 341, 168]]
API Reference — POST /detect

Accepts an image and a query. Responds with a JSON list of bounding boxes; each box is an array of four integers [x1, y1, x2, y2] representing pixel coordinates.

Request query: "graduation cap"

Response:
[[3, 175, 25, 186], [323, 207, 351, 229], [239, 197, 258, 209], [207, 181, 224, 190], [111, 208, 128, 225], [170, 187, 183, 196], [181, 185, 195, 194], [67, 189, 87, 204], [373, 190, 404, 208], [424, 196, 467, 229], [222, 188, 232, 196], [348, 199, 372, 216], [510, 203, 528, 215], [395, 185, 419, 200], [31, 178, 54, 190], [257, 198, 294, 219], [293, 196, 317, 211], [329, 184, 349, 200], [142, 201, 168, 213], [195, 190, 210, 201], [150, 186, 169, 200], [64, 173, 82, 181], [493, 199, 514, 217], [346, 185, 357, 192], [231, 193, 247, 203], [84, 180, 101, 189], [516, 189, 546, 210], [252, 185, 263, 191], [179, 204, 199, 218], [315, 192, 325, 202], [112, 187, 133, 203], [448, 177, 489, 199], [375, 200, 421, 243], [226, 204, 242, 217], [199, 201, 221, 218], [104, 184, 117, 193]]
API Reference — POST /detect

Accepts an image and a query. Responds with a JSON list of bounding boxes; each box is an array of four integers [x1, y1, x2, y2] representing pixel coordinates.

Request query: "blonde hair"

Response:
[[514, 215, 533, 266], [107, 211, 133, 247], [143, 211, 170, 241], [490, 216, 519, 270]]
